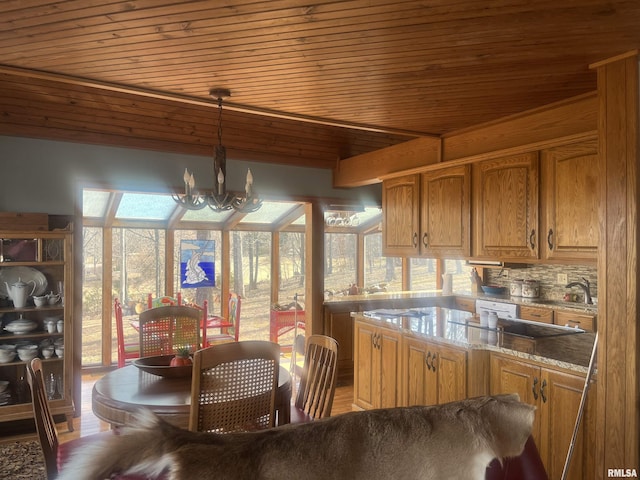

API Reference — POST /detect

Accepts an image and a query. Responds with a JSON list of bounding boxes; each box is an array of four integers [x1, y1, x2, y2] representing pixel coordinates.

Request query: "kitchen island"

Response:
[[352, 307, 597, 480]]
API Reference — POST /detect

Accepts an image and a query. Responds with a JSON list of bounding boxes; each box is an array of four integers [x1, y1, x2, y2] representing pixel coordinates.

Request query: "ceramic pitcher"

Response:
[[5, 278, 37, 308]]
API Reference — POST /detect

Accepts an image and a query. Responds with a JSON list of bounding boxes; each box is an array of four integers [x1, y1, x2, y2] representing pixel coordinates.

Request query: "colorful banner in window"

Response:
[[180, 239, 215, 288]]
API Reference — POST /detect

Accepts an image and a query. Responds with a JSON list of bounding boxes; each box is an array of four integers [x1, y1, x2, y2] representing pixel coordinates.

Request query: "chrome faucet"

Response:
[[565, 277, 593, 305]]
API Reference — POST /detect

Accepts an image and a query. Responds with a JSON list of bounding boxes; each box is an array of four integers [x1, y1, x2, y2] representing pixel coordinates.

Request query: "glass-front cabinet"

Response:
[[0, 229, 74, 429]]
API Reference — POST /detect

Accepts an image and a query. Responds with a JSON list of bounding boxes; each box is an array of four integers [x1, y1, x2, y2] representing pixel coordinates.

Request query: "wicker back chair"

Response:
[[138, 305, 202, 357], [291, 334, 339, 423], [189, 340, 280, 434]]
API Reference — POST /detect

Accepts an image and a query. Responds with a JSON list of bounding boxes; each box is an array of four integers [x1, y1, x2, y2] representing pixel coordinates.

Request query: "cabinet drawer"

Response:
[[453, 297, 476, 313], [554, 311, 596, 332], [519, 305, 553, 324]]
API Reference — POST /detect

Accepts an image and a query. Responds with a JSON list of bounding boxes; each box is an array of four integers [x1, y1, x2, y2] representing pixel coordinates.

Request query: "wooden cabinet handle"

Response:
[[529, 229, 536, 249], [547, 228, 554, 250], [422, 232, 428, 248], [540, 379, 547, 403], [431, 353, 437, 373], [532, 376, 539, 401], [413, 232, 418, 248], [425, 351, 432, 371]]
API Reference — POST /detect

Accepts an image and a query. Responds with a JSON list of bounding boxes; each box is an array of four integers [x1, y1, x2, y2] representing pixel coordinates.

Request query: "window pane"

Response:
[[444, 259, 472, 294], [324, 232, 356, 295], [173, 230, 223, 316], [364, 232, 401, 292], [112, 228, 166, 312], [82, 227, 103, 366], [278, 232, 305, 304], [111, 228, 166, 365], [230, 231, 272, 342], [409, 257, 437, 290]]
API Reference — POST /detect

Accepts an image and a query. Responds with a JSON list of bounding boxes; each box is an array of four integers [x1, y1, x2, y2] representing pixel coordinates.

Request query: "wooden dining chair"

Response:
[[26, 358, 166, 480], [189, 340, 280, 434], [290, 334, 339, 423], [204, 292, 241, 346], [115, 298, 139, 368], [138, 305, 201, 357]]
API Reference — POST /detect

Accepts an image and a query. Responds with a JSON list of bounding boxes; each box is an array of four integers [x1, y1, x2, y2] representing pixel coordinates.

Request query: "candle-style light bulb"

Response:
[[188, 173, 195, 190], [245, 169, 253, 195], [183, 168, 191, 195], [217, 168, 224, 195]]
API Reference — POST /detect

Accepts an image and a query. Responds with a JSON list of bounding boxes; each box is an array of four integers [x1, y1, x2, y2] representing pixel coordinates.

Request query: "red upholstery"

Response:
[[115, 298, 139, 368], [485, 435, 548, 480]]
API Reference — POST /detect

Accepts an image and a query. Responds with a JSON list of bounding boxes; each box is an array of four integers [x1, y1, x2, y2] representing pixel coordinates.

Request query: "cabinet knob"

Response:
[[547, 228, 554, 250], [532, 376, 539, 401]]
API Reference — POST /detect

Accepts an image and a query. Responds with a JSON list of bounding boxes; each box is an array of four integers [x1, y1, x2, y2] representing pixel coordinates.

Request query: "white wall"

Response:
[[0, 135, 381, 215]]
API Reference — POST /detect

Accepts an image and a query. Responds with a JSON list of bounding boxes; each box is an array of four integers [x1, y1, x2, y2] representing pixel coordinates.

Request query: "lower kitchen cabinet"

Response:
[[490, 353, 595, 480], [353, 319, 401, 410], [403, 336, 467, 407], [323, 307, 355, 381]]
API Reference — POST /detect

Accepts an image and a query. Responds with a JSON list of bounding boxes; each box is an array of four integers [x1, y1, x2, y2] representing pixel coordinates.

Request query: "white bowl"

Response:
[[33, 295, 48, 307], [55, 346, 64, 357], [41, 346, 54, 359], [18, 350, 38, 362], [0, 344, 16, 351], [0, 380, 9, 393], [0, 350, 16, 363]]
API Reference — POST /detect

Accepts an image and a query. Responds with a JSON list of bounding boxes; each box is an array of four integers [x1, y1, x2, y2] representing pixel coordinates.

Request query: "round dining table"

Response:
[[92, 364, 291, 429]]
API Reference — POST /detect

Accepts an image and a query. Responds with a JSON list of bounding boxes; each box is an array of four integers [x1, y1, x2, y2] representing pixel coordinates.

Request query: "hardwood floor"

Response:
[[57, 372, 355, 442]]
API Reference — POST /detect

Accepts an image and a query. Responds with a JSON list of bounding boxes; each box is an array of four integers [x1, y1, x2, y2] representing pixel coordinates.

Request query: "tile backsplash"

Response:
[[486, 264, 597, 303]]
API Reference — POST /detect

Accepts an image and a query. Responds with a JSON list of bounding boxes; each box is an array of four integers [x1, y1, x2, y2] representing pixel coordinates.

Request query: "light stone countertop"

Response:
[[354, 307, 596, 374]]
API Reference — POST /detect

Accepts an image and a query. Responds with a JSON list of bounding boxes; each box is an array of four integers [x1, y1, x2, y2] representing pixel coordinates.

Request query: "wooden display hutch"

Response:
[[0, 228, 74, 431]]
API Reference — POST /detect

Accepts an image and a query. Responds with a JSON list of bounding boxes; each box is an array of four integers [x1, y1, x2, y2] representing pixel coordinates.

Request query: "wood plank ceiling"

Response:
[[1, 0, 639, 171]]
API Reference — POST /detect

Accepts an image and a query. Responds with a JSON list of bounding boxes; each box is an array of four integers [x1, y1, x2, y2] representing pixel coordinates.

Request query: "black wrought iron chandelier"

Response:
[[172, 88, 262, 213]]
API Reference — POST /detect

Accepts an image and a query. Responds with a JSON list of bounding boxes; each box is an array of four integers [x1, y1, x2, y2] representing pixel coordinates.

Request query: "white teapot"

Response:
[[5, 278, 37, 308]]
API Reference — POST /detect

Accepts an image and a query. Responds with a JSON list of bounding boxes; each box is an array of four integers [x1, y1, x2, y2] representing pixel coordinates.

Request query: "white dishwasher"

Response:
[[475, 299, 519, 320]]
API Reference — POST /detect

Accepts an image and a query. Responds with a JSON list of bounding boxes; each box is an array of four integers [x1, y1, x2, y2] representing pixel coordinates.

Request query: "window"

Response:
[[324, 232, 356, 294], [364, 232, 401, 292]]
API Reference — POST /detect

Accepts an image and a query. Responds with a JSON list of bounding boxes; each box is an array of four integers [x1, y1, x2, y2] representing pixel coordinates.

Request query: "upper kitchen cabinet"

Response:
[[472, 152, 539, 260], [420, 165, 471, 257], [541, 139, 599, 263], [382, 174, 420, 256]]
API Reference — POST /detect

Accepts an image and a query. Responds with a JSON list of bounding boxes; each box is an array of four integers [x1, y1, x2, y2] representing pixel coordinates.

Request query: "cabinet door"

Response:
[[378, 328, 401, 408], [538, 369, 589, 480], [353, 321, 376, 410], [473, 152, 539, 259], [323, 309, 354, 380], [382, 174, 420, 256], [404, 338, 430, 406], [490, 354, 541, 444], [432, 344, 467, 404], [420, 165, 471, 257], [541, 139, 599, 262]]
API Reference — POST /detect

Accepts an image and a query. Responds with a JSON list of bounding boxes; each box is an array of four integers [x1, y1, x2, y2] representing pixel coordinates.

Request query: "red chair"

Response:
[[204, 293, 241, 346], [114, 298, 139, 368], [485, 435, 548, 480], [147, 292, 182, 309]]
